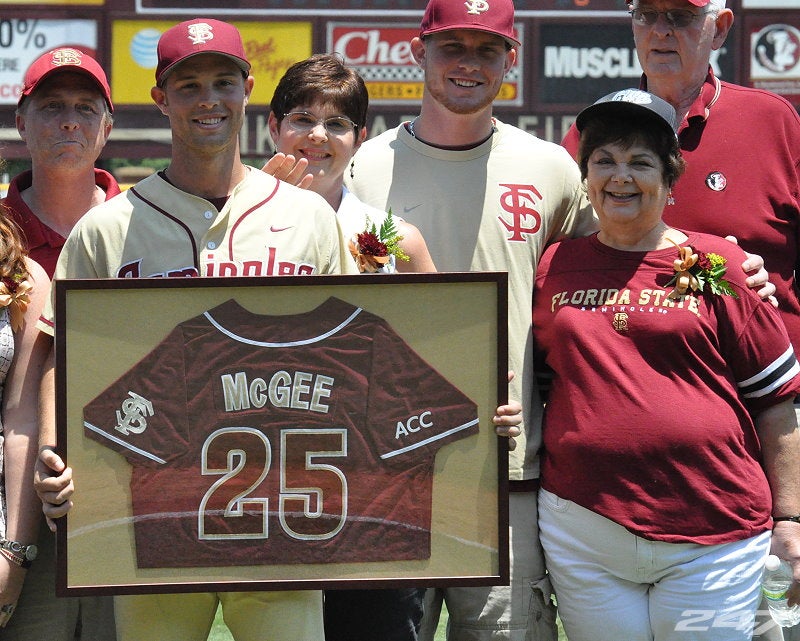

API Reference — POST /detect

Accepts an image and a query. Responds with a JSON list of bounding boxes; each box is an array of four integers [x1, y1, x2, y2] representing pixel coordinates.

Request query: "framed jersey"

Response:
[[53, 273, 508, 595]]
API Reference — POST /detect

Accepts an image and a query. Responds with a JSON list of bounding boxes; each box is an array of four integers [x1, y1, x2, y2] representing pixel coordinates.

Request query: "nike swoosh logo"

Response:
[[403, 204, 423, 214], [270, 225, 294, 232]]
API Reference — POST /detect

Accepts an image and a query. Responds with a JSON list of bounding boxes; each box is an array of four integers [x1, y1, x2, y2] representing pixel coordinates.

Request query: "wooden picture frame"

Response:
[[54, 273, 508, 595]]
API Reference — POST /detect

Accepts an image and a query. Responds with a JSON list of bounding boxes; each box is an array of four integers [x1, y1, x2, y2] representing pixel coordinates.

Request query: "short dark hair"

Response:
[[577, 114, 685, 188], [270, 54, 368, 129]]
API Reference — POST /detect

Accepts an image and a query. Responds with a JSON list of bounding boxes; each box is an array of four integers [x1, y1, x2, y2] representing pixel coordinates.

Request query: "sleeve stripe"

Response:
[[84, 421, 167, 465], [380, 418, 479, 460], [738, 345, 800, 399]]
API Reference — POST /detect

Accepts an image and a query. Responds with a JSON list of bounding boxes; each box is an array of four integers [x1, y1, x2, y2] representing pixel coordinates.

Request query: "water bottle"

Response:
[[762, 555, 800, 626]]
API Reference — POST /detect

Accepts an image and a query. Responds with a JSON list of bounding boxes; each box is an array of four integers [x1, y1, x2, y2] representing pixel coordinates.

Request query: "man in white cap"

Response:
[[345, 0, 596, 639], [0, 47, 117, 641], [34, 18, 353, 641]]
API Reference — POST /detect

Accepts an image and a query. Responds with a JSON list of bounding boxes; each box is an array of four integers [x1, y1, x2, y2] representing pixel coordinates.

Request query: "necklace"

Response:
[[407, 117, 497, 148]]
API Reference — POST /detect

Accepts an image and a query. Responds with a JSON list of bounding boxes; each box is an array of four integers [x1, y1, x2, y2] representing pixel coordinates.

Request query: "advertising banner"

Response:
[[742, 0, 798, 7], [534, 18, 737, 110], [537, 21, 641, 109], [133, 0, 629, 15], [111, 20, 312, 106], [5, 0, 103, 4], [135, 0, 425, 15], [329, 22, 522, 106], [0, 19, 98, 105], [747, 15, 800, 105]]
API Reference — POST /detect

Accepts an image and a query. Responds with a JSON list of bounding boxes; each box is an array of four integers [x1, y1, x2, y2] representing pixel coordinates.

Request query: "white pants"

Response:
[[539, 488, 770, 641]]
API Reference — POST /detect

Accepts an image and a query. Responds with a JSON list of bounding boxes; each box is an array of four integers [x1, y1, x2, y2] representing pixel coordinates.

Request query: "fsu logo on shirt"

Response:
[[115, 391, 154, 436], [497, 183, 543, 242], [705, 172, 727, 192]]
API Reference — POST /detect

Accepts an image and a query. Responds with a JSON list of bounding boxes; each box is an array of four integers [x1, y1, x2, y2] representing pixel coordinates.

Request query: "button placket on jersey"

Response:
[[199, 208, 228, 272]]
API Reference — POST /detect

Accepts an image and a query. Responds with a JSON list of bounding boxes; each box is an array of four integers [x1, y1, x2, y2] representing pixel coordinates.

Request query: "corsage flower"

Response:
[[666, 239, 738, 300], [0, 274, 32, 331], [349, 209, 410, 273]]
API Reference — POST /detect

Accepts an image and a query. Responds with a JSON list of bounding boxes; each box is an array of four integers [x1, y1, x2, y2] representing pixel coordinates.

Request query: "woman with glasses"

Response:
[[268, 54, 435, 274], [537, 89, 800, 641]]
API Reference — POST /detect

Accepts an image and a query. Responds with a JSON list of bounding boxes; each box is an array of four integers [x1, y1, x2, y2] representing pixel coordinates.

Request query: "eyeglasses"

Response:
[[628, 7, 713, 28], [283, 111, 357, 136]]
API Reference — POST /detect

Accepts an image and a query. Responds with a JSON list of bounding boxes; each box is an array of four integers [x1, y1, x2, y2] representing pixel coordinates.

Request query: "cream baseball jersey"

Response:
[[82, 297, 479, 569], [39, 168, 356, 333]]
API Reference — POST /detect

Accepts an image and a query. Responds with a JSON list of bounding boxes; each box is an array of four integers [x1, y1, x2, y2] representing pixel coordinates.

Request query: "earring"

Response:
[[350, 160, 355, 179], [667, 191, 675, 206]]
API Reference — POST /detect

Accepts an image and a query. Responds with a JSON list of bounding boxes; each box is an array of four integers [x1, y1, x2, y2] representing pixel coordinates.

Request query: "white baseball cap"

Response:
[[576, 89, 678, 139]]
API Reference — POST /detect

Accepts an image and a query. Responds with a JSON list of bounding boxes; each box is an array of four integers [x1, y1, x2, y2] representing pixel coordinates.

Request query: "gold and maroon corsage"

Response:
[[0, 274, 32, 331], [666, 239, 737, 300]]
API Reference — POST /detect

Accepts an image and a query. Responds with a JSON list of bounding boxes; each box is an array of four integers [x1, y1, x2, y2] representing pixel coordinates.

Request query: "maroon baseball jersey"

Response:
[[82, 297, 479, 569]]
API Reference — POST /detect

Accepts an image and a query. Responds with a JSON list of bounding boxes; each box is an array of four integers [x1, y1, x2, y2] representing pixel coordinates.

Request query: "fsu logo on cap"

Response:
[[465, 0, 490, 15], [611, 89, 652, 105], [51, 48, 83, 67], [187, 22, 215, 45]]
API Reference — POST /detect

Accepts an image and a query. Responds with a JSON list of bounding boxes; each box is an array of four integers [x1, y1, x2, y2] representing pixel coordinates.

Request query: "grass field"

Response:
[[207, 604, 568, 640]]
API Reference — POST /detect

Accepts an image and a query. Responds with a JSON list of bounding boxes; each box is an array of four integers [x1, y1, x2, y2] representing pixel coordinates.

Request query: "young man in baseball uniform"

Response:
[[34, 18, 354, 641], [0, 48, 118, 641]]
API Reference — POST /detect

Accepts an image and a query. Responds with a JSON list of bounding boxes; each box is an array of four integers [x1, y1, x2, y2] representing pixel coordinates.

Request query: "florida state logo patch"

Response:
[[705, 172, 727, 192]]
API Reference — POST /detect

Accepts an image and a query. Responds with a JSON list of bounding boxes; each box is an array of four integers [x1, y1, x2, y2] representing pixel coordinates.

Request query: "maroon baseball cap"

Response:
[[19, 48, 113, 112], [156, 19, 251, 85], [685, 0, 726, 7], [420, 0, 520, 48]]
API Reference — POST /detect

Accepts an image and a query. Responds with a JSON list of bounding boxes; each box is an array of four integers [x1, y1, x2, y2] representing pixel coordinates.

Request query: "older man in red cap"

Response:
[[5, 47, 118, 278], [33, 18, 352, 641], [345, 0, 596, 638], [0, 47, 118, 641]]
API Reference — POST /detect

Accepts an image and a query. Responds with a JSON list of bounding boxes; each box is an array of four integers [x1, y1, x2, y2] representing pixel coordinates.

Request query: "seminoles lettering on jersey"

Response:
[[115, 249, 315, 278], [83, 297, 478, 569]]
